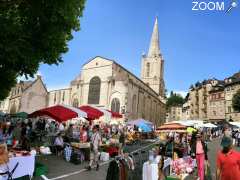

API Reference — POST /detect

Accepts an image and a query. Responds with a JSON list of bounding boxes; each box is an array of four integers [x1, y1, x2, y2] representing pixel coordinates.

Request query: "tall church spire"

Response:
[[148, 17, 161, 57], [141, 17, 165, 97]]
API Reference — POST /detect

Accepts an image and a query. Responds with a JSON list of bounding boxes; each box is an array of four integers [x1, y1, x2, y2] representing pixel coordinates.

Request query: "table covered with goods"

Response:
[[0, 151, 35, 180], [142, 155, 196, 180], [142, 156, 171, 180]]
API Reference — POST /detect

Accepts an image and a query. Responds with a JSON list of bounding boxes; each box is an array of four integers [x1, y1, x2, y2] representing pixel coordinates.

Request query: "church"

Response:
[[48, 17, 166, 126], [1, 18, 166, 126]]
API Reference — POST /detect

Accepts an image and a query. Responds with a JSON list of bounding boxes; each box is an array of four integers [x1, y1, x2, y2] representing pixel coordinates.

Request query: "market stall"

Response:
[[142, 122, 197, 180], [156, 123, 187, 135], [78, 105, 103, 120], [29, 105, 88, 122], [0, 103, 126, 178], [142, 156, 171, 180], [78, 105, 123, 123], [126, 119, 154, 141]]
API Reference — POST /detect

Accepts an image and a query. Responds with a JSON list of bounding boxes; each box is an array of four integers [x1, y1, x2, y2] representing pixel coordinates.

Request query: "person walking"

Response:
[[190, 132, 208, 180], [88, 125, 101, 171], [216, 136, 240, 180]]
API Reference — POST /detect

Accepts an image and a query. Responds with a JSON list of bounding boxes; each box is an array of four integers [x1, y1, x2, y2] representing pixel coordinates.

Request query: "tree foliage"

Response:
[[0, 0, 85, 100], [232, 90, 240, 112], [166, 91, 184, 108]]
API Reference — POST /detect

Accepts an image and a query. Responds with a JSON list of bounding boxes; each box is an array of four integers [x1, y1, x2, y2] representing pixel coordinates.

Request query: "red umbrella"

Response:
[[107, 110, 122, 118], [79, 105, 104, 120], [29, 105, 78, 123]]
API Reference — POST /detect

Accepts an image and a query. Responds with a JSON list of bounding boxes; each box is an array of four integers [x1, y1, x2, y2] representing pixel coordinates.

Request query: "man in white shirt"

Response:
[[88, 125, 101, 171]]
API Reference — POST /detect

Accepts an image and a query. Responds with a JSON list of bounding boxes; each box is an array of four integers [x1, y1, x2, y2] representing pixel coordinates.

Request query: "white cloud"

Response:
[[17, 70, 42, 82], [175, 91, 188, 98], [47, 84, 69, 91], [167, 90, 188, 98]]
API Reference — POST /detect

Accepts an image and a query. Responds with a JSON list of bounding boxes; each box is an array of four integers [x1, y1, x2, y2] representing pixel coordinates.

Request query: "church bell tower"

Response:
[[141, 17, 165, 97]]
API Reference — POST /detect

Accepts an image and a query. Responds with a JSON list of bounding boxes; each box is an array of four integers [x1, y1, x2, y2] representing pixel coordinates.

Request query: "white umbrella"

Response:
[[91, 106, 112, 122], [203, 123, 217, 128], [230, 122, 240, 128], [61, 104, 88, 118]]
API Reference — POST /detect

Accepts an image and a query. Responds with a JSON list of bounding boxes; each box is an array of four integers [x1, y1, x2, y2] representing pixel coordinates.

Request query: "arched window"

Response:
[[62, 91, 65, 102], [88, 76, 101, 104], [54, 92, 56, 104], [111, 98, 120, 113], [146, 62, 150, 77], [10, 103, 17, 114], [132, 95, 137, 115], [72, 98, 79, 108]]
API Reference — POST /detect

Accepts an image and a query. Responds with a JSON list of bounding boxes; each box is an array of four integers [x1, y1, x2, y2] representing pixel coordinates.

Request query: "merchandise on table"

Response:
[[100, 152, 109, 162], [142, 156, 171, 180], [171, 156, 195, 175], [71, 142, 90, 149]]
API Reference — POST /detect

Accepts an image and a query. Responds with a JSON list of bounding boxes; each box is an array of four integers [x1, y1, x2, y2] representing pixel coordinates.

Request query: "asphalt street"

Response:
[[34, 141, 154, 180]]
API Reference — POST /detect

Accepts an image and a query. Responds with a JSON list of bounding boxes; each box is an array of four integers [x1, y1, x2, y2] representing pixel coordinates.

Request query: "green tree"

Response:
[[0, 0, 85, 100], [232, 90, 240, 112], [166, 92, 184, 108]]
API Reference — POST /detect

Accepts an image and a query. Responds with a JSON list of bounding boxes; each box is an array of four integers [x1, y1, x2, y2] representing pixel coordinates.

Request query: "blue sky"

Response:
[[37, 0, 240, 96]]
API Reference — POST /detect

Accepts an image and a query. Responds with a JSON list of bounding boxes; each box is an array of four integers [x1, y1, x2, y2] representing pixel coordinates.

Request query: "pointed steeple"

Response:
[[148, 17, 161, 57]]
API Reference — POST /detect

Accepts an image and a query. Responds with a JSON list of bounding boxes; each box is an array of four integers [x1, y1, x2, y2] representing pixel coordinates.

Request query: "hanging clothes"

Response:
[[106, 156, 135, 180], [106, 160, 120, 180]]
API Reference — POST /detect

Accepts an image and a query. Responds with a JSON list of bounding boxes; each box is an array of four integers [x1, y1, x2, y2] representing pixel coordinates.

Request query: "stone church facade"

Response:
[[48, 18, 166, 126], [1, 18, 166, 126], [1, 76, 48, 114]]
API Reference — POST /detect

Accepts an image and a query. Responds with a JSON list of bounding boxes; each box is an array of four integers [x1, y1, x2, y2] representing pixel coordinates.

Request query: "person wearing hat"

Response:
[[190, 132, 208, 180], [216, 136, 240, 180]]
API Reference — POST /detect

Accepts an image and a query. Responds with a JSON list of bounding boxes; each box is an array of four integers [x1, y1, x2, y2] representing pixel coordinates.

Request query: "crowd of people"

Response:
[[158, 124, 240, 180], [0, 121, 32, 151], [0, 117, 138, 171], [2, 115, 240, 180]]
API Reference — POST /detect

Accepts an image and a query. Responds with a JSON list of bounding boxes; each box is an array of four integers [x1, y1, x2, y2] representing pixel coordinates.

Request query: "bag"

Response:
[[64, 146, 72, 162], [70, 151, 84, 165]]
